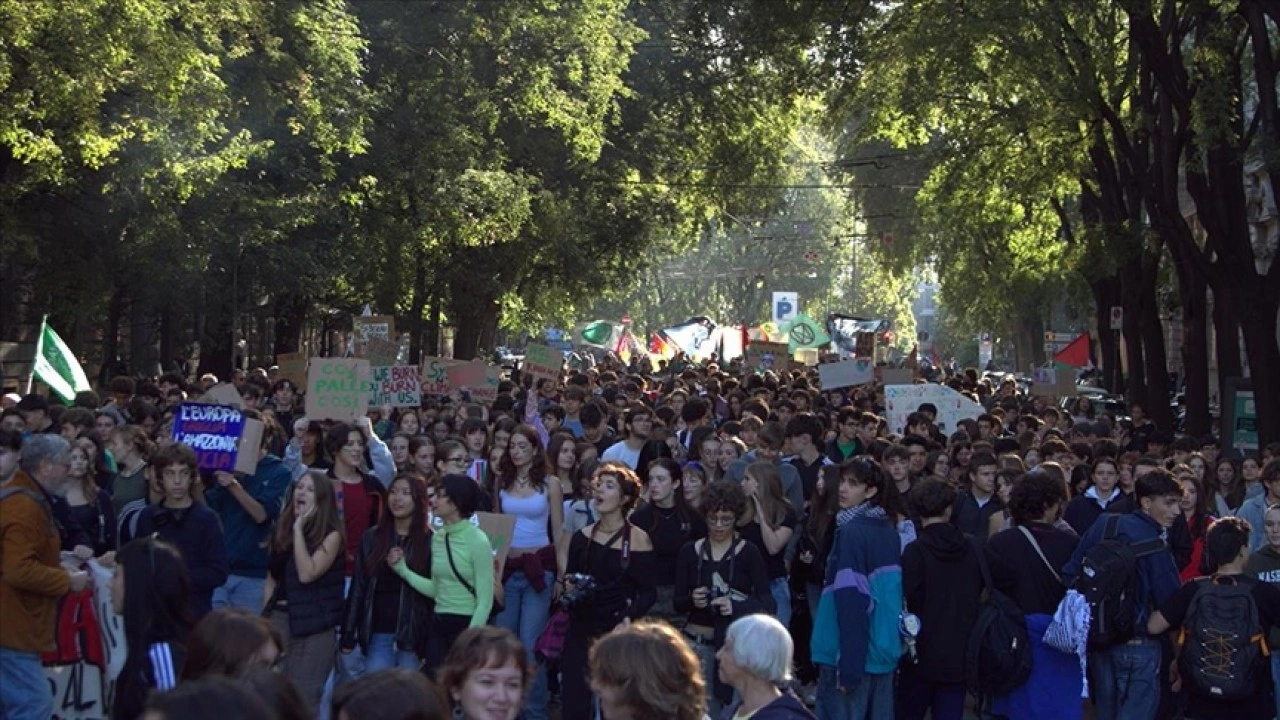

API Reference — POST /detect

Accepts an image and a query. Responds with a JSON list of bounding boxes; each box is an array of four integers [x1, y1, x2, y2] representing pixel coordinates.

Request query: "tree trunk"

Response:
[[272, 295, 308, 355], [101, 286, 124, 386], [1092, 276, 1124, 394], [1239, 298, 1280, 447], [1120, 257, 1148, 409], [1212, 288, 1242, 406], [426, 290, 441, 359], [1138, 253, 1174, 433], [1176, 264, 1211, 437], [408, 254, 427, 365]]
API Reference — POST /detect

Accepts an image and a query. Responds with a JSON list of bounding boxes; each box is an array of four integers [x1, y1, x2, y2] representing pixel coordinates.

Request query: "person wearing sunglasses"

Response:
[[673, 480, 774, 715]]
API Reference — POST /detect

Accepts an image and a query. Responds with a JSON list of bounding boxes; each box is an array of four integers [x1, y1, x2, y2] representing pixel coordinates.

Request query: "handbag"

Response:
[[534, 609, 571, 662], [1017, 526, 1089, 655]]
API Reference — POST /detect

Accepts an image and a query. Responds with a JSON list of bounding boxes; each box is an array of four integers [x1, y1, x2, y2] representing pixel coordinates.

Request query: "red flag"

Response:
[[1052, 333, 1091, 368]]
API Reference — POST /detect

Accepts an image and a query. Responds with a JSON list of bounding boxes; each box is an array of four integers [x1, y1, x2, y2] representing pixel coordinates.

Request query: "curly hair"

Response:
[[588, 620, 706, 720], [699, 480, 747, 520], [1008, 471, 1068, 526]]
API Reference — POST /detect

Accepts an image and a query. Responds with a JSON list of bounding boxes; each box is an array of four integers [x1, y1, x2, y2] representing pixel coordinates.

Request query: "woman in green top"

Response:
[[390, 473, 494, 673]]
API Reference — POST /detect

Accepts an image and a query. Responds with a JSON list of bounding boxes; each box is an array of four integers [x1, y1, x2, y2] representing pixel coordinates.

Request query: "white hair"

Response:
[[725, 614, 794, 685]]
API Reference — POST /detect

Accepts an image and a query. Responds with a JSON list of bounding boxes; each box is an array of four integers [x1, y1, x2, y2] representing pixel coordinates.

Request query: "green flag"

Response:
[[577, 320, 620, 348], [784, 313, 831, 353], [33, 317, 91, 403]]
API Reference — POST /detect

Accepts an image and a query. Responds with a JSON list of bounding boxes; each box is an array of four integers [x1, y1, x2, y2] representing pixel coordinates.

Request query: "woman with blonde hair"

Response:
[[589, 620, 708, 720]]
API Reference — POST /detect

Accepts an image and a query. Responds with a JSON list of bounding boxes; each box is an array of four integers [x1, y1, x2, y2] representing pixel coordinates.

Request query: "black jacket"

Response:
[[901, 522, 983, 684], [985, 522, 1078, 615], [720, 693, 815, 720], [950, 490, 1002, 544], [341, 527, 433, 657]]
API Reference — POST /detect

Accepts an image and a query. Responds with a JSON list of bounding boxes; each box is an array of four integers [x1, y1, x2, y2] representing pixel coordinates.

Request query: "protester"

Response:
[[142, 675, 275, 720], [181, 607, 282, 680], [1245, 502, 1280, 720], [588, 619, 711, 720], [437, 626, 529, 720], [330, 668, 450, 720], [264, 469, 346, 711], [739, 460, 798, 627], [0, 434, 89, 720], [717, 614, 815, 720], [1238, 459, 1280, 551], [392, 473, 495, 672], [560, 462, 656, 720], [63, 437, 117, 555], [110, 537, 192, 720], [341, 473, 433, 676], [631, 457, 705, 621], [136, 443, 229, 620]]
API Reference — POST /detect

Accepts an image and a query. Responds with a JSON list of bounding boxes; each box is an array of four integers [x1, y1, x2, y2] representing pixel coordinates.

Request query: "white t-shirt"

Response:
[[600, 440, 641, 470]]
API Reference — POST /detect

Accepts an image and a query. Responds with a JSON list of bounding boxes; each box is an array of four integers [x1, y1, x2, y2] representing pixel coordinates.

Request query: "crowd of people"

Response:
[[3, 357, 1280, 720]]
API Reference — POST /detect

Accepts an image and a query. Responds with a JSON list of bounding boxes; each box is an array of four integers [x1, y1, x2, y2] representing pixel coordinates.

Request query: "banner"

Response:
[[368, 366, 422, 408], [421, 356, 461, 396], [783, 313, 831, 353], [745, 341, 791, 374], [662, 317, 717, 357], [827, 314, 888, 356], [446, 362, 500, 404], [171, 403, 247, 472], [818, 359, 875, 389], [880, 368, 915, 386], [305, 358, 371, 421], [42, 559, 125, 720], [884, 384, 985, 436], [522, 344, 562, 386]]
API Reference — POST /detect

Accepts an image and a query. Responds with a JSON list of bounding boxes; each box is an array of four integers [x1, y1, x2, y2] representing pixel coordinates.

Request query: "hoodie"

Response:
[[719, 693, 815, 720], [204, 454, 292, 578], [901, 522, 983, 685], [1246, 545, 1280, 646]]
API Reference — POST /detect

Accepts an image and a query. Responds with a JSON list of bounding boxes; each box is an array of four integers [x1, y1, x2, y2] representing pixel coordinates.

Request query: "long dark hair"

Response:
[[496, 424, 549, 493], [806, 466, 843, 550], [115, 537, 192, 720], [644, 458, 694, 533], [368, 474, 431, 577]]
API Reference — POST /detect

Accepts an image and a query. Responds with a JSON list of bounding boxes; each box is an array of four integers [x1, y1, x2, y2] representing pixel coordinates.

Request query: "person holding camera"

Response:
[[673, 480, 775, 714], [559, 462, 656, 720]]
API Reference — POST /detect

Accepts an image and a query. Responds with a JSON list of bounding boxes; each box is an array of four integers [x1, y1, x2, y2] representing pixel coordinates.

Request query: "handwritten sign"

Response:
[[476, 512, 517, 573], [473, 365, 501, 404], [446, 362, 500, 404], [369, 365, 422, 408], [42, 559, 125, 720], [746, 341, 791, 374], [884, 383, 985, 436], [171, 403, 247, 472], [364, 338, 400, 367], [275, 352, 307, 389], [523, 344, 562, 386], [354, 315, 394, 358], [421, 356, 461, 396], [306, 357, 371, 421], [818, 359, 875, 389]]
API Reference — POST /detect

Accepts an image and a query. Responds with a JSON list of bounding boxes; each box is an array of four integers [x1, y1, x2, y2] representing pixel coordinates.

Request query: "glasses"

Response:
[[707, 515, 736, 528]]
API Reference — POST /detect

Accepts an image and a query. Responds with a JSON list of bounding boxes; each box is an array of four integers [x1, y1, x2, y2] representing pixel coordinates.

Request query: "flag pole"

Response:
[[26, 315, 46, 395]]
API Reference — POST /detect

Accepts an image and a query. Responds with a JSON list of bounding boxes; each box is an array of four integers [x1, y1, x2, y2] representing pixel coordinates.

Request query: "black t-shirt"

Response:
[[787, 455, 827, 505], [738, 506, 798, 580], [629, 504, 706, 586], [1159, 575, 1280, 720]]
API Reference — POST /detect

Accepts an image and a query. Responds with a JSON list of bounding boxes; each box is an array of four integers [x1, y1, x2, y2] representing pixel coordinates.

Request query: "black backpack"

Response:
[[1179, 575, 1268, 700], [965, 538, 1032, 695], [1075, 514, 1166, 649]]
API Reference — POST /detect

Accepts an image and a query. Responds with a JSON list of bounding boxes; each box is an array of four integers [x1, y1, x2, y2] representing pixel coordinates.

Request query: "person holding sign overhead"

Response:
[[390, 473, 495, 674]]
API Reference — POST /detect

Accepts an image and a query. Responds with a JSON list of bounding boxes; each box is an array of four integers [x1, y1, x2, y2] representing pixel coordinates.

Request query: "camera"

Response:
[[560, 573, 598, 611]]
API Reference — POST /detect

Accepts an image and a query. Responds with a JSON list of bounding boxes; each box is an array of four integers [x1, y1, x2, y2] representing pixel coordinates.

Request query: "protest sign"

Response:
[[475, 512, 518, 573], [200, 382, 243, 408], [275, 352, 307, 389], [42, 559, 125, 720], [306, 357, 370, 421], [746, 341, 791, 374], [421, 356, 461, 396], [354, 315, 394, 357], [523, 344, 562, 386], [818, 358, 875, 389], [364, 338, 400, 367], [171, 403, 248, 472], [884, 383, 985, 436], [446, 362, 499, 403], [369, 365, 422, 408], [880, 368, 915, 386], [471, 364, 501, 404]]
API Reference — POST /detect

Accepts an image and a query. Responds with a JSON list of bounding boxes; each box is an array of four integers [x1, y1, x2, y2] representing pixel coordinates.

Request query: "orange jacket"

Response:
[[0, 471, 70, 652]]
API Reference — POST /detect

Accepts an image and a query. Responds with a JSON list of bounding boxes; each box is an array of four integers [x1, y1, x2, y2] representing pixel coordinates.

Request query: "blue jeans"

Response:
[[495, 569, 553, 720], [212, 574, 266, 612], [816, 665, 894, 720], [1089, 639, 1161, 720], [0, 648, 51, 720], [770, 576, 792, 628], [365, 634, 419, 673]]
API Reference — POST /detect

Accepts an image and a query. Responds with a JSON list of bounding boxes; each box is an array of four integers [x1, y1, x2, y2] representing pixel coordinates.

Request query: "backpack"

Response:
[[964, 537, 1032, 695], [1178, 575, 1269, 700], [1074, 514, 1166, 649]]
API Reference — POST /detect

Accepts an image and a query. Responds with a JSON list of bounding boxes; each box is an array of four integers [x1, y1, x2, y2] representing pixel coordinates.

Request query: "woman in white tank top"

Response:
[[494, 424, 563, 720]]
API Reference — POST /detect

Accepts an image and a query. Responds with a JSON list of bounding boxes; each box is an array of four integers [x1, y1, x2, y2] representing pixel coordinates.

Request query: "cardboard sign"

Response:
[[42, 559, 125, 720], [818, 359, 875, 389], [880, 368, 915, 386], [475, 512, 517, 572], [369, 365, 422, 408], [523, 344, 562, 386], [446, 362, 499, 404], [421, 356, 461, 396], [355, 315, 394, 343], [171, 403, 250, 472], [200, 382, 244, 409], [746, 341, 791, 374], [471, 365, 502, 405], [364, 338, 400, 367], [275, 352, 308, 389], [884, 383, 985, 436], [305, 357, 371, 421]]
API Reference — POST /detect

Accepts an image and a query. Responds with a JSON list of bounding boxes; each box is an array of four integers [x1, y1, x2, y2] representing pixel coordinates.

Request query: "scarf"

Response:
[[836, 502, 887, 527]]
